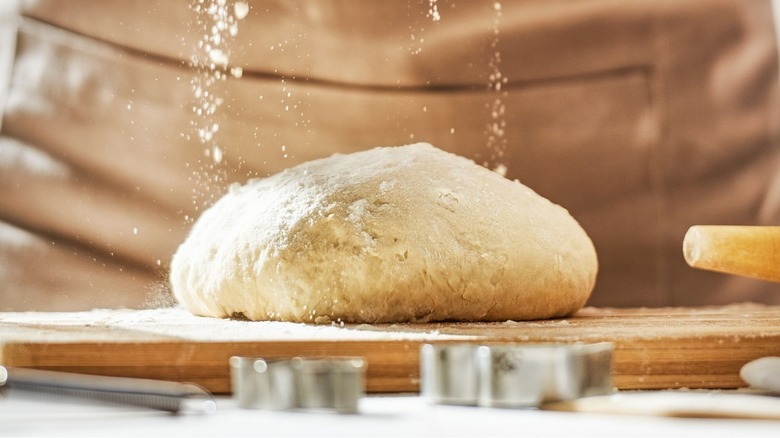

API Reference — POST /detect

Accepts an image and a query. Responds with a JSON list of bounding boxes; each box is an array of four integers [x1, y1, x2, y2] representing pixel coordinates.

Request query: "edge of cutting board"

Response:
[[2, 304, 780, 394]]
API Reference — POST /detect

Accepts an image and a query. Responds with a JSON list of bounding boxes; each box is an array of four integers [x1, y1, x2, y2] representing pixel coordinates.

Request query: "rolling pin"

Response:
[[683, 225, 780, 282]]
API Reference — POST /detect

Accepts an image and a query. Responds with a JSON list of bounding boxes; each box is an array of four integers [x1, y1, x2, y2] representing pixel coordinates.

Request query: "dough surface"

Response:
[[170, 143, 598, 323]]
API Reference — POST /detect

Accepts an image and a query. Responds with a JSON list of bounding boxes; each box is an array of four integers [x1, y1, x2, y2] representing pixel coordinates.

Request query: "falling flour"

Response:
[[485, 1, 508, 175], [187, 0, 249, 218]]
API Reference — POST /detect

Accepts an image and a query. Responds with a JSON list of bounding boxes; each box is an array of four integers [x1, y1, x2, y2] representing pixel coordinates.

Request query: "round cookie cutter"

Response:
[[229, 356, 366, 413]]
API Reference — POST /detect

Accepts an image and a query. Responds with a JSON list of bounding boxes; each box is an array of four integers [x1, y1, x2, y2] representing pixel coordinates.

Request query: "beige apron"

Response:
[[1, 0, 779, 310]]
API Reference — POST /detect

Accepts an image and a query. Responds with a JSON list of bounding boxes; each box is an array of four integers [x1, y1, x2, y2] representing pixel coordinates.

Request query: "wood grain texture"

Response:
[[2, 304, 780, 394]]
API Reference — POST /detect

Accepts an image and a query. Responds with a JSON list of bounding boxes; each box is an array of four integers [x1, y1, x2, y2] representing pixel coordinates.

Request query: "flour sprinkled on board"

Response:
[[0, 308, 468, 342]]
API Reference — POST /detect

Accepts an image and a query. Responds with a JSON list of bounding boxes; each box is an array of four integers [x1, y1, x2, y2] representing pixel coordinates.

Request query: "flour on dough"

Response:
[[170, 143, 598, 323]]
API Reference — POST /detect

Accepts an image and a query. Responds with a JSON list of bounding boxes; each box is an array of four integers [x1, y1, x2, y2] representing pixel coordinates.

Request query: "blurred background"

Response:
[[1, 0, 779, 311]]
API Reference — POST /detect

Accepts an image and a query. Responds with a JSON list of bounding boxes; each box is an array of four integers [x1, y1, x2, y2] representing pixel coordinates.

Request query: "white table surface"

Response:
[[2, 392, 779, 438]]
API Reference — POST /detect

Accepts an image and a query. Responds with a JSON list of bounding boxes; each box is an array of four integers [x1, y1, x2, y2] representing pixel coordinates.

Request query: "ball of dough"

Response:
[[170, 143, 598, 323]]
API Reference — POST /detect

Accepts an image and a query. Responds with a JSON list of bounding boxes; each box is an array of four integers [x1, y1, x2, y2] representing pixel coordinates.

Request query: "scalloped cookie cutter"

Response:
[[420, 342, 614, 407]]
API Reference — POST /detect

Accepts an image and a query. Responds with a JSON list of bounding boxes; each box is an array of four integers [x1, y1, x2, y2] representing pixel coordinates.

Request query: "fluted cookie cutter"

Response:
[[230, 357, 296, 410], [420, 342, 614, 408], [229, 356, 366, 413]]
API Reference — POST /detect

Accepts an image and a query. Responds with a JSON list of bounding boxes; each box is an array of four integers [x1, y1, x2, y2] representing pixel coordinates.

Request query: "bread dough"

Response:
[[170, 143, 598, 323]]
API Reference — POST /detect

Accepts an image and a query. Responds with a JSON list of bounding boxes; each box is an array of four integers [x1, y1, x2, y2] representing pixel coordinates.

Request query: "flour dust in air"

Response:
[[187, 0, 249, 222], [409, 0, 443, 56], [486, 1, 508, 177], [428, 0, 441, 22]]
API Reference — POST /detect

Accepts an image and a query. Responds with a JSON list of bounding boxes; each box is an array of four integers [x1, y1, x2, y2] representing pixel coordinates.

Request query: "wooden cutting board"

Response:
[[2, 304, 780, 394]]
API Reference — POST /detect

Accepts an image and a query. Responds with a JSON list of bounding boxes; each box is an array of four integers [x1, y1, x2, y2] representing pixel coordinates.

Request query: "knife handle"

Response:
[[0, 366, 216, 414], [683, 225, 780, 283]]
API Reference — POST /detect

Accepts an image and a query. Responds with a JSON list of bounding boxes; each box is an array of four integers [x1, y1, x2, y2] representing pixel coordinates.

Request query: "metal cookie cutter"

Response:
[[420, 342, 614, 408], [230, 356, 366, 413], [230, 357, 296, 410], [420, 344, 481, 405]]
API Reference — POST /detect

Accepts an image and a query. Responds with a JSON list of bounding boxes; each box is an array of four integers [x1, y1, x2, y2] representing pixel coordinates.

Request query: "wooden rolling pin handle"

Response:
[[683, 225, 780, 283]]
